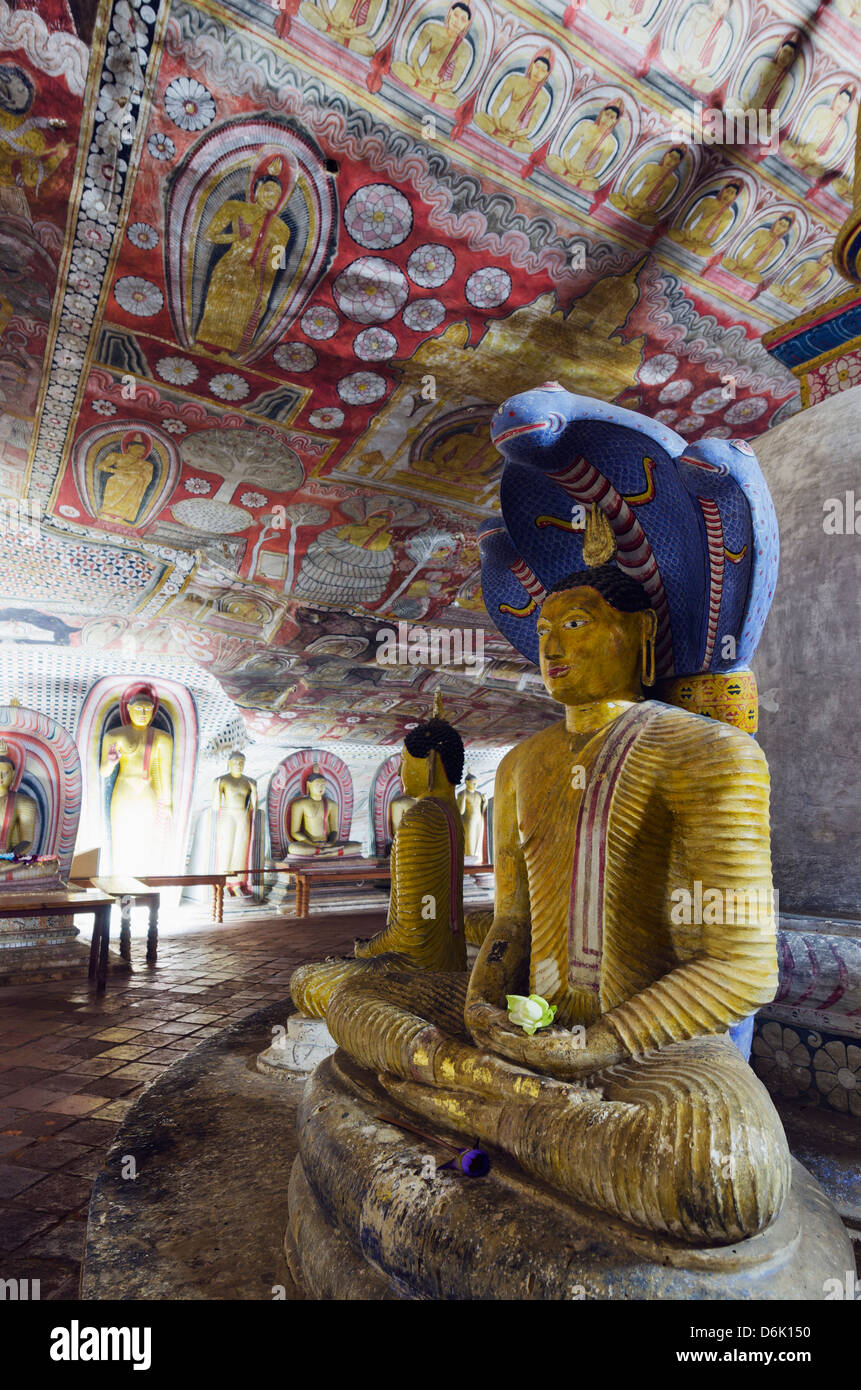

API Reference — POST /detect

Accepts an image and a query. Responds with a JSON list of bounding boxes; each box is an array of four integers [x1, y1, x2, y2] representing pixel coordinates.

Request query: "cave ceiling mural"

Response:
[[0, 0, 857, 746]]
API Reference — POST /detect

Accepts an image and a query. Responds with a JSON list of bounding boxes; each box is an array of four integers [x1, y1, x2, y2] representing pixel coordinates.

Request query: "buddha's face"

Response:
[[448, 4, 470, 34], [597, 108, 619, 131], [774, 217, 792, 234], [255, 179, 282, 209], [537, 587, 646, 706], [664, 149, 683, 167], [307, 775, 326, 800], [718, 184, 738, 205], [126, 442, 147, 459], [128, 698, 155, 728], [0, 759, 14, 794], [776, 44, 795, 70], [228, 756, 245, 777], [528, 58, 550, 84]]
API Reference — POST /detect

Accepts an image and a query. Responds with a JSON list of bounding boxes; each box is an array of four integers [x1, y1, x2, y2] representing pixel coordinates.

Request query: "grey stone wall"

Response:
[[751, 385, 861, 917]]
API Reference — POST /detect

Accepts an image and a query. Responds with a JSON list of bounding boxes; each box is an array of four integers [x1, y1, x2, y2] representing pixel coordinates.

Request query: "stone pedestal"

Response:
[[256, 1014, 336, 1077], [285, 1051, 854, 1301], [0, 915, 129, 986]]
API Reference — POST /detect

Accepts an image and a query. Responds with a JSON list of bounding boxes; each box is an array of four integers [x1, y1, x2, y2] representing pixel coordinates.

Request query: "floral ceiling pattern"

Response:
[[0, 0, 857, 745]]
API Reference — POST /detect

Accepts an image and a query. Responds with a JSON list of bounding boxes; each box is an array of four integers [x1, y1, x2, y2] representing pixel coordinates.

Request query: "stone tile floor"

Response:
[[0, 904, 373, 1299]]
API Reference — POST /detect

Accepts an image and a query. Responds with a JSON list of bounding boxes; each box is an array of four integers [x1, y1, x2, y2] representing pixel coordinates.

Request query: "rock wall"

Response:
[[752, 386, 861, 917]]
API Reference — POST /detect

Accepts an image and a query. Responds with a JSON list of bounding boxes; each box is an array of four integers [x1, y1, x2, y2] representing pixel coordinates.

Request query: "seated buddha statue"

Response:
[[0, 742, 36, 853], [285, 768, 361, 858], [318, 552, 791, 1247], [290, 699, 466, 1019]]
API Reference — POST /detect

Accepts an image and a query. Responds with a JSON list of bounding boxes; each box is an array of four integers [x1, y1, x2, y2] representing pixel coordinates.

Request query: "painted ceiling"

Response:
[[0, 0, 857, 747]]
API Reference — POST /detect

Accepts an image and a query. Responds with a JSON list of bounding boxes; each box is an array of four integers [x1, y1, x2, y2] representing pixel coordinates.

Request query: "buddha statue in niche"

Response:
[[290, 698, 467, 1019], [285, 768, 361, 858], [0, 742, 36, 853], [99, 685, 173, 877], [319, 560, 791, 1246]]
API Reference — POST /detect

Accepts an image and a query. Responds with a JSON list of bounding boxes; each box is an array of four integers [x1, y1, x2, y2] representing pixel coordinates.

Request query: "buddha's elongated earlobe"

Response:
[[427, 749, 437, 792]]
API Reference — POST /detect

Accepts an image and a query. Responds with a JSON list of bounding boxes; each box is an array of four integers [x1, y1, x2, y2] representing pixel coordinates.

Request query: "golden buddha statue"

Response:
[[388, 790, 416, 840], [313, 551, 791, 1249], [290, 698, 466, 1019], [457, 771, 486, 860], [0, 742, 36, 853], [99, 685, 173, 876], [213, 751, 257, 894], [285, 767, 361, 858], [391, 3, 473, 109]]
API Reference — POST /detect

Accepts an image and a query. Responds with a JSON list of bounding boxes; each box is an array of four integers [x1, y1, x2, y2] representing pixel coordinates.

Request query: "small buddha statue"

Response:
[[388, 790, 416, 842], [290, 697, 467, 1019], [285, 767, 361, 858], [0, 741, 36, 854], [213, 751, 257, 895], [99, 685, 173, 876], [319, 557, 791, 1247], [457, 772, 486, 860]]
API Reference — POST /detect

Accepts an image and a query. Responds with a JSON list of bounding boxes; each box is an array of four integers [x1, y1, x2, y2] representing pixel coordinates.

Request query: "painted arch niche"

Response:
[[71, 422, 180, 531], [267, 749, 354, 860], [164, 117, 338, 366], [0, 703, 82, 877]]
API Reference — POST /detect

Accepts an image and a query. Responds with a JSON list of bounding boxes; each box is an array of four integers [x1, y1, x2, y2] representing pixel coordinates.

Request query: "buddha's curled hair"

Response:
[[547, 562, 653, 614], [404, 718, 465, 787]]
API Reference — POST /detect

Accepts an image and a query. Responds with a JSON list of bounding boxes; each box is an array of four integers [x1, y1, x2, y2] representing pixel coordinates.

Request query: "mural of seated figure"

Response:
[[286, 766, 362, 858]]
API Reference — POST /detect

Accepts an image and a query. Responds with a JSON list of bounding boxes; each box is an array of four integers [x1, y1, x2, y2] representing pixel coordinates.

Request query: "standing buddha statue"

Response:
[[99, 684, 173, 876], [213, 751, 257, 895]]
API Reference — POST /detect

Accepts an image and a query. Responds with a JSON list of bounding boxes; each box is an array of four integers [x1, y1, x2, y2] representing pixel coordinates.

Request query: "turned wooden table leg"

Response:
[[88, 917, 99, 980], [146, 896, 159, 965], [95, 905, 111, 993], [119, 895, 132, 962], [215, 883, 224, 924]]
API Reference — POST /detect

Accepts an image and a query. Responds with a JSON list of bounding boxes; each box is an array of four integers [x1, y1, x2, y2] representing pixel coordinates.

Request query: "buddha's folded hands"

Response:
[[465, 1001, 627, 1078]]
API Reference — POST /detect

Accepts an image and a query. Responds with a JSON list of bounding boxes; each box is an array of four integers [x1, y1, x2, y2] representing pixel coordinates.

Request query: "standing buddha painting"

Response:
[[164, 118, 338, 366]]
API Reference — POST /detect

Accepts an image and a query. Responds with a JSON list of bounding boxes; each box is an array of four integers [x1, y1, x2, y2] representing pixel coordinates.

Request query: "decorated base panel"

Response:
[[286, 1051, 853, 1302]]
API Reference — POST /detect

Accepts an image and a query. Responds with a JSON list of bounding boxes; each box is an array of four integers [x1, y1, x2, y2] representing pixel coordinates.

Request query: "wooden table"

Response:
[[138, 874, 229, 924], [277, 861, 494, 918], [0, 888, 115, 991], [71, 876, 161, 965]]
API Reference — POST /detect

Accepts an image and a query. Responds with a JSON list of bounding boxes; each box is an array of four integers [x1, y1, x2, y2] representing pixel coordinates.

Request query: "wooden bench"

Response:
[[71, 876, 161, 964], [278, 861, 494, 918], [0, 888, 115, 991]]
